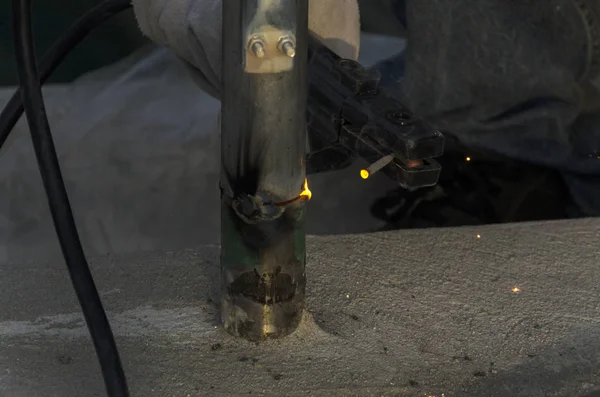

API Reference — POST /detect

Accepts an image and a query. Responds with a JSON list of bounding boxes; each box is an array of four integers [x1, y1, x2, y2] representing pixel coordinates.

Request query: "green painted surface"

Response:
[[220, 204, 307, 270], [220, 205, 260, 270], [293, 206, 306, 263]]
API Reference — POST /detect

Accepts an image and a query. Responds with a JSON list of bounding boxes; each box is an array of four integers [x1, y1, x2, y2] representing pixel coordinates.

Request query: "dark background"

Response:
[[0, 0, 404, 86], [0, 1, 146, 85]]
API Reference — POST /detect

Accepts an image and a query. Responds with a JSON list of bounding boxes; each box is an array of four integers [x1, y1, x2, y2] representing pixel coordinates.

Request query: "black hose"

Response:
[[11, 0, 130, 396], [1, 0, 132, 151]]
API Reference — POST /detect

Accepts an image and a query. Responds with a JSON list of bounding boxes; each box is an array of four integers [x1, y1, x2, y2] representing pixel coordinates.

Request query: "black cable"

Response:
[[1, 0, 132, 151], [12, 0, 130, 396]]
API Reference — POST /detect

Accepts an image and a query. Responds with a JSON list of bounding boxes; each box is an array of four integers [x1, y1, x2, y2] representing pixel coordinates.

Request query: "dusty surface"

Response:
[[1, 218, 599, 396]]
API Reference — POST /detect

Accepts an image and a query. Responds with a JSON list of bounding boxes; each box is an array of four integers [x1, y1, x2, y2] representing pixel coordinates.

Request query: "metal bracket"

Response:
[[243, 0, 298, 74], [244, 25, 296, 74]]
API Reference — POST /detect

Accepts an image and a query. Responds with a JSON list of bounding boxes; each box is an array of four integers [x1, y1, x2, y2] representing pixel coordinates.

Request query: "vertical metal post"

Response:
[[220, 0, 309, 341]]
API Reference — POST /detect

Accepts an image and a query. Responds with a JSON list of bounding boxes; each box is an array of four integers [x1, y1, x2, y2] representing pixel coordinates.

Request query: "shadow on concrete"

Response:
[[449, 327, 600, 397]]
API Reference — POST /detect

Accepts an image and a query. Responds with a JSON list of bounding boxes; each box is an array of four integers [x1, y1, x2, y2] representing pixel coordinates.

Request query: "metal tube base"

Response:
[[220, 0, 309, 341], [220, 201, 306, 341]]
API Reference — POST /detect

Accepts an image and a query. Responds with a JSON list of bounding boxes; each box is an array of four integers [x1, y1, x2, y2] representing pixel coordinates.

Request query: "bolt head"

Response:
[[251, 42, 265, 58], [278, 36, 296, 58], [282, 41, 295, 58], [248, 36, 266, 58]]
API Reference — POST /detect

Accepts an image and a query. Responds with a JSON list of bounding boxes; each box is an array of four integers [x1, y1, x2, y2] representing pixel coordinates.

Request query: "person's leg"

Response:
[[371, 0, 600, 220], [562, 110, 600, 216], [389, 0, 406, 29]]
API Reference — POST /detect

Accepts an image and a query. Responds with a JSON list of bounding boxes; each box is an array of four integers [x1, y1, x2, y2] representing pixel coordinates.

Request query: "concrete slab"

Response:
[[1, 218, 599, 396]]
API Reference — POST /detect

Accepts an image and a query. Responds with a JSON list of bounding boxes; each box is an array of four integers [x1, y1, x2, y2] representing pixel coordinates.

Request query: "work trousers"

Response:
[[373, 0, 600, 216]]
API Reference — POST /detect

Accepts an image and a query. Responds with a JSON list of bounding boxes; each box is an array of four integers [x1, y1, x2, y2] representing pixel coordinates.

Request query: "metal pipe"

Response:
[[220, 0, 309, 341]]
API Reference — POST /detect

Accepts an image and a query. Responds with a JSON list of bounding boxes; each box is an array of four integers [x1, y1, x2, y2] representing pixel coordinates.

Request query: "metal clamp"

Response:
[[305, 33, 445, 189]]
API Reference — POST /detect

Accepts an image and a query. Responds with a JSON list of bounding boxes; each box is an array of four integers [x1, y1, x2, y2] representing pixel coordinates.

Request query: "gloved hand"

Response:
[[132, 0, 360, 98]]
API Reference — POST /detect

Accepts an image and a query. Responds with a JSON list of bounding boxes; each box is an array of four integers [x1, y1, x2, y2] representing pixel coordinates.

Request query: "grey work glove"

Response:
[[132, 0, 360, 98]]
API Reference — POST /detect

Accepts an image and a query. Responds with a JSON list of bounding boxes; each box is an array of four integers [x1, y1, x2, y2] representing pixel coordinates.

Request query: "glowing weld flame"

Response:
[[300, 178, 312, 200], [273, 179, 311, 207]]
